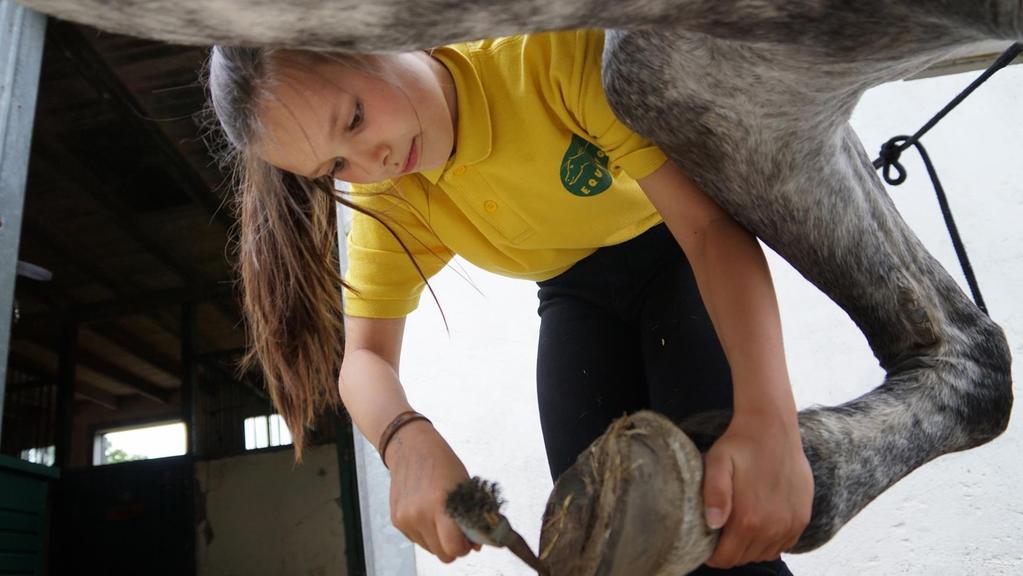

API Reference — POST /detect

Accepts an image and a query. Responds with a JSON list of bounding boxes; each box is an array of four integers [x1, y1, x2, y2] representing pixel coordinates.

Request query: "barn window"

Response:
[[20, 445, 55, 467], [243, 414, 292, 450], [93, 421, 187, 465]]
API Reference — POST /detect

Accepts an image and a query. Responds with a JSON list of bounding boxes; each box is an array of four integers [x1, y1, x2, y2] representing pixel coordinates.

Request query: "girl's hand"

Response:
[[385, 421, 482, 563], [701, 411, 813, 568]]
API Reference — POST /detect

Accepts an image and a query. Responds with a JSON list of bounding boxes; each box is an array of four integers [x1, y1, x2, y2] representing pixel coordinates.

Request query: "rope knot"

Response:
[[875, 136, 910, 185]]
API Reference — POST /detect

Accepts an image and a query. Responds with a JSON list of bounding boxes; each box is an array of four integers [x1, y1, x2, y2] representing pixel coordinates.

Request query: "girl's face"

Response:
[[253, 51, 457, 184]]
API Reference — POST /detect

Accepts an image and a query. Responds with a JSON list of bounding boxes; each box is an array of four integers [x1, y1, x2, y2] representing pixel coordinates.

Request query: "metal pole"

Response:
[[181, 302, 197, 456], [336, 197, 417, 576], [0, 1, 46, 442], [53, 316, 76, 469], [335, 415, 366, 576]]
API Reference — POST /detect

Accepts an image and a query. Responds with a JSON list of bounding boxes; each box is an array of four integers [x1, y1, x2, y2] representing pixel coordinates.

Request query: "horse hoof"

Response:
[[539, 410, 717, 575]]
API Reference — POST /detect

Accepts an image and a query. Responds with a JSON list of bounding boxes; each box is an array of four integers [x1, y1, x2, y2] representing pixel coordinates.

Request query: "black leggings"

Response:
[[535, 223, 792, 576]]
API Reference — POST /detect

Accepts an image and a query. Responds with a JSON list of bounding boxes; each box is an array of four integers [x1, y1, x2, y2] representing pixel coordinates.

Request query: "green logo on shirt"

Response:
[[561, 135, 612, 197]]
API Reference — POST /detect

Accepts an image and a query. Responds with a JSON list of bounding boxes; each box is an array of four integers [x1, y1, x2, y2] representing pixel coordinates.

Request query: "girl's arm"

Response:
[[637, 161, 813, 568], [339, 315, 478, 563]]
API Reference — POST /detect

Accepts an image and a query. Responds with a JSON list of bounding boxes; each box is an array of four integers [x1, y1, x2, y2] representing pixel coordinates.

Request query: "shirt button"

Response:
[[453, 165, 467, 176], [484, 200, 498, 213]]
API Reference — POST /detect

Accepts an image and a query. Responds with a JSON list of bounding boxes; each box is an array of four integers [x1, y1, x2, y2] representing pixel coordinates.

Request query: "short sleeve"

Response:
[[343, 180, 454, 318], [562, 30, 668, 181]]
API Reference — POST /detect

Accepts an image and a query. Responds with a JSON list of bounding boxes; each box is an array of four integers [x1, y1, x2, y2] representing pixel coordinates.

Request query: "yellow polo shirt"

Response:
[[343, 29, 667, 318]]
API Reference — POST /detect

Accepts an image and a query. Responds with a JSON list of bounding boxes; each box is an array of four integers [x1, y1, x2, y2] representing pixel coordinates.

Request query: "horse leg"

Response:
[[597, 5, 1015, 554]]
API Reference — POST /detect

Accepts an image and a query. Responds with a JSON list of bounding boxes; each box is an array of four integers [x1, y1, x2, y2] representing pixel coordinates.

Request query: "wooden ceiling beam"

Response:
[[19, 282, 235, 326], [9, 354, 121, 410], [75, 349, 172, 404], [14, 230, 191, 400], [16, 231, 247, 408], [78, 284, 236, 323], [30, 135, 243, 339], [21, 213, 214, 353], [17, 309, 182, 385], [14, 326, 172, 404], [47, 19, 234, 232], [17, 280, 254, 404], [86, 321, 181, 376], [73, 381, 119, 410], [13, 254, 187, 383]]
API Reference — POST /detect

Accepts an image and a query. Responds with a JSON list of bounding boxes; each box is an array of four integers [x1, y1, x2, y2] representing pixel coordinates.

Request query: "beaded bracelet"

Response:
[[378, 410, 432, 468]]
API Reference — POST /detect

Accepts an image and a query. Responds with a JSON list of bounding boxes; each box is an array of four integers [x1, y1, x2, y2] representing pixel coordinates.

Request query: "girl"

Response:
[[207, 29, 811, 574]]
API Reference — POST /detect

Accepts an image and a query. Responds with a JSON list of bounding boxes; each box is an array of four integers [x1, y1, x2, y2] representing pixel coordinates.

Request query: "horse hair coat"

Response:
[[17, 0, 1016, 557]]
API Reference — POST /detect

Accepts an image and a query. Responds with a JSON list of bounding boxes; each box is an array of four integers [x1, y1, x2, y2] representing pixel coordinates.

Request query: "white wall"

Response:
[[397, 65, 1023, 575], [195, 444, 348, 576]]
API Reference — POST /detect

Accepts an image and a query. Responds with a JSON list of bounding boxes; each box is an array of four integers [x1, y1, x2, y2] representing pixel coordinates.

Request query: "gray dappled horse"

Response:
[[17, 0, 1016, 569]]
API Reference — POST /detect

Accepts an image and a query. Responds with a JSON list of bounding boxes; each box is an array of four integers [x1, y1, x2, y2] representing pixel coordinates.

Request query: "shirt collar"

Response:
[[419, 44, 492, 185]]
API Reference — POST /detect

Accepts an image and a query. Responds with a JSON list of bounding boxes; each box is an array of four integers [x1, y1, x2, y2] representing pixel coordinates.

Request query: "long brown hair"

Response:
[[205, 47, 431, 460]]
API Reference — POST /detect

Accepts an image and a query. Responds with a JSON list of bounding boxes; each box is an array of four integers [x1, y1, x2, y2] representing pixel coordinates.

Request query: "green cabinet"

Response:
[[0, 455, 58, 575]]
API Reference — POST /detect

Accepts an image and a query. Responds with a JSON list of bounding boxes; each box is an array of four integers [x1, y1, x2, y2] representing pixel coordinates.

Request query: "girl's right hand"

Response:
[[385, 420, 481, 563]]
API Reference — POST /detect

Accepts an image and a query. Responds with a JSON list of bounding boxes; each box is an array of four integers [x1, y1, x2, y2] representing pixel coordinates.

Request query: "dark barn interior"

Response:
[[1, 14, 362, 576]]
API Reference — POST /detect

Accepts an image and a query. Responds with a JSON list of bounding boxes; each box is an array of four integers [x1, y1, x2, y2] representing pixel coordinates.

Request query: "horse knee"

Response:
[[955, 316, 1013, 443]]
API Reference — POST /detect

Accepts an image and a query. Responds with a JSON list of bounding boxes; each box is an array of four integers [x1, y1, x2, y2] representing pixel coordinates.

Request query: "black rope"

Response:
[[872, 43, 1022, 315]]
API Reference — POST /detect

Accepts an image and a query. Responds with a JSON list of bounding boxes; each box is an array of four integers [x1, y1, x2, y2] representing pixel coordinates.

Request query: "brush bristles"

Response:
[[445, 476, 505, 531]]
